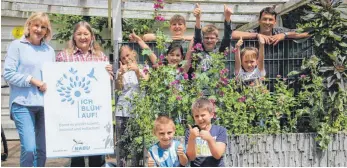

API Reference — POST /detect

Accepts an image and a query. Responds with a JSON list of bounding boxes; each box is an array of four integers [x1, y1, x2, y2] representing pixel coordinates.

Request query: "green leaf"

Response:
[[322, 12, 332, 20], [325, 50, 338, 61], [327, 75, 336, 88], [287, 70, 301, 76], [301, 13, 317, 21], [338, 42, 347, 47], [141, 48, 153, 56], [319, 66, 334, 72], [314, 35, 326, 46], [328, 30, 342, 41]]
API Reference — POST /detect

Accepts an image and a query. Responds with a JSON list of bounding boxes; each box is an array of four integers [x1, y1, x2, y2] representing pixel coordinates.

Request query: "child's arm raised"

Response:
[[193, 3, 202, 45], [129, 30, 157, 65], [257, 35, 265, 73], [194, 3, 201, 30], [199, 129, 226, 160], [184, 39, 195, 73], [186, 124, 200, 161], [234, 37, 243, 76], [219, 4, 232, 53]]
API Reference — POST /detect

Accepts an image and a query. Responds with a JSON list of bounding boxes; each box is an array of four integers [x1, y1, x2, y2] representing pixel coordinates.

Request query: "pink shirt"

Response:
[[56, 48, 108, 62]]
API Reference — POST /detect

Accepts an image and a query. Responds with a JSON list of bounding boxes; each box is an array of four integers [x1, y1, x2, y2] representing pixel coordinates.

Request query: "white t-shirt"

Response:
[[236, 67, 266, 82], [115, 70, 140, 117]]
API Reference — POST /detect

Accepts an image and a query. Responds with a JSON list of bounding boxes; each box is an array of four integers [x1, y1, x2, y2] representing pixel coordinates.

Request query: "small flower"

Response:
[[158, 61, 163, 66], [159, 54, 165, 61], [183, 73, 189, 80], [176, 96, 182, 100], [191, 73, 196, 79], [224, 47, 229, 57], [193, 43, 203, 51], [155, 15, 165, 21], [156, 0, 163, 2], [153, 3, 163, 9], [209, 99, 216, 104], [238, 96, 246, 103], [143, 68, 149, 75], [276, 75, 282, 78], [249, 82, 255, 86], [178, 67, 184, 73], [202, 66, 207, 72], [232, 48, 238, 53], [170, 80, 180, 86], [219, 91, 225, 96], [219, 68, 229, 75], [220, 77, 229, 86], [283, 78, 287, 81], [300, 74, 306, 79]]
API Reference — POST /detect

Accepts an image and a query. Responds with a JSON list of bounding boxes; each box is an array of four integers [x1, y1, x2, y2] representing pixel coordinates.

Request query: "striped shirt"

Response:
[[56, 48, 108, 62]]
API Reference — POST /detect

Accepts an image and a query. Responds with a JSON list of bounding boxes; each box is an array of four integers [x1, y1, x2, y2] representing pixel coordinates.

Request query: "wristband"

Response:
[[283, 32, 288, 38]]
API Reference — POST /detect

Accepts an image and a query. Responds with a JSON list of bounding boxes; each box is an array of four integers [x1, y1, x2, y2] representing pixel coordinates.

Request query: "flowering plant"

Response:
[[153, 0, 165, 22]]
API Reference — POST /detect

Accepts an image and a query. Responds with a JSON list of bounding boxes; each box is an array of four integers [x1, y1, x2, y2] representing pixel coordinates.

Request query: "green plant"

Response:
[[49, 14, 112, 51], [296, 0, 347, 149], [122, 18, 155, 41]]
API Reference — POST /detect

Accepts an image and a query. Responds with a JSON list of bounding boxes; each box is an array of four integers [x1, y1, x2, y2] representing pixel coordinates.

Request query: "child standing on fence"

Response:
[[143, 14, 193, 42], [147, 115, 188, 167], [129, 31, 184, 67], [185, 97, 227, 167], [115, 45, 149, 166], [185, 3, 232, 73], [234, 35, 266, 85]]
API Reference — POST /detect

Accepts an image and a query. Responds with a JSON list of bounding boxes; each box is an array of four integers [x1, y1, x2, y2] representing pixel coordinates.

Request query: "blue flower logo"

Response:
[[56, 67, 92, 105]]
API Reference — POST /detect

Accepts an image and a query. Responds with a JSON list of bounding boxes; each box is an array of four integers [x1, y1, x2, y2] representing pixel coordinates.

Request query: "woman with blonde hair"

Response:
[[3, 12, 55, 167], [56, 21, 113, 167]]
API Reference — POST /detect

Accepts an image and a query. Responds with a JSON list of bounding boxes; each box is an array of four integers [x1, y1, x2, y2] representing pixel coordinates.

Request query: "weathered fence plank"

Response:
[[220, 133, 346, 167]]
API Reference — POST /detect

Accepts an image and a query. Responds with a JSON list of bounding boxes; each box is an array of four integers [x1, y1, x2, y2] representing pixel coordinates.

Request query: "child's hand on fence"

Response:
[[193, 3, 201, 18], [177, 143, 185, 157], [199, 130, 213, 142], [129, 30, 142, 42], [224, 4, 232, 21], [147, 152, 155, 167], [236, 37, 243, 48], [188, 124, 200, 139]]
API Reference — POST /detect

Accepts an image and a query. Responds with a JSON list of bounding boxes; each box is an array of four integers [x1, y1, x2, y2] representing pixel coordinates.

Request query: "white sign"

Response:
[[43, 62, 114, 158]]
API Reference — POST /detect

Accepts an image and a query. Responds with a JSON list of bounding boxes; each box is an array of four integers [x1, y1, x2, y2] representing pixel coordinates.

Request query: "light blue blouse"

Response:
[[3, 36, 55, 109]]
